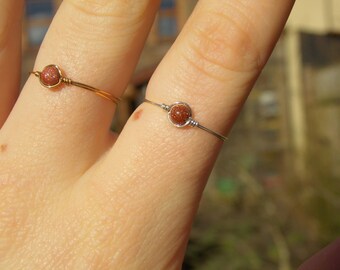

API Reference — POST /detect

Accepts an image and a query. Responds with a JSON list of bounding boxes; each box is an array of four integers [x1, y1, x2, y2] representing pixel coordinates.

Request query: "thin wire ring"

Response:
[[30, 65, 120, 104], [144, 99, 228, 142]]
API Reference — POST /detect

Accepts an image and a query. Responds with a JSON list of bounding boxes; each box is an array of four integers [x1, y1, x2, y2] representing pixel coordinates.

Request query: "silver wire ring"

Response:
[[144, 99, 227, 142]]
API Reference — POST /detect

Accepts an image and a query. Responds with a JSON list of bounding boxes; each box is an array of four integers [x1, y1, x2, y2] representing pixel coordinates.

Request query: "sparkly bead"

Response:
[[169, 103, 191, 127], [40, 65, 61, 87]]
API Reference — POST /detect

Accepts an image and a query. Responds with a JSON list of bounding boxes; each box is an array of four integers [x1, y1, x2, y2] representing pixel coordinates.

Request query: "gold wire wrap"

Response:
[[30, 69, 120, 105]]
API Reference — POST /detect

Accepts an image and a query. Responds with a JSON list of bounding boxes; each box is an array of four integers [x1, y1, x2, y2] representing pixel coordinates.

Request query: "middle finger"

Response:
[[1, 0, 160, 179]]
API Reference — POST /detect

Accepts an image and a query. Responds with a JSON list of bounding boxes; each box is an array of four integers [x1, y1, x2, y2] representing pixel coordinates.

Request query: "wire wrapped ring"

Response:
[[30, 64, 120, 104], [144, 99, 227, 142]]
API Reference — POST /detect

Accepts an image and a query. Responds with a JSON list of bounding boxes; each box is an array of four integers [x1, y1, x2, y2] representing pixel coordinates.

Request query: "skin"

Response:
[[0, 0, 295, 269]]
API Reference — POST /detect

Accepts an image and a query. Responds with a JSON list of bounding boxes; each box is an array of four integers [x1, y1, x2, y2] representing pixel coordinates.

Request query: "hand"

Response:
[[0, 0, 294, 268]]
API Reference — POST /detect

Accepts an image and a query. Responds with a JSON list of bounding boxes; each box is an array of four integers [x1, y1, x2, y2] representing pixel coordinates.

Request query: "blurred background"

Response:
[[23, 0, 340, 269]]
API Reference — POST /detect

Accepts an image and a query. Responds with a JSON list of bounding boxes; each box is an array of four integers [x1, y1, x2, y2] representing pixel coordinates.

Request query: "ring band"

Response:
[[144, 99, 227, 142], [30, 64, 120, 104]]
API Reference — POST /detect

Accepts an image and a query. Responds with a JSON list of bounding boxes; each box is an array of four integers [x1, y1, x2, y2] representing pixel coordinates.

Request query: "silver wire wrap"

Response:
[[144, 99, 227, 142]]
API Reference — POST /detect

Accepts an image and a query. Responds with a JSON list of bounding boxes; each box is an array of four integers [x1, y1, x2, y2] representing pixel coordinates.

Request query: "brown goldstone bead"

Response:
[[40, 65, 61, 87], [169, 103, 191, 126]]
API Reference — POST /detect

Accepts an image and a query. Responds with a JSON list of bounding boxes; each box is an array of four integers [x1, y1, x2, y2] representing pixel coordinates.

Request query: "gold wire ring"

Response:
[[30, 64, 120, 104]]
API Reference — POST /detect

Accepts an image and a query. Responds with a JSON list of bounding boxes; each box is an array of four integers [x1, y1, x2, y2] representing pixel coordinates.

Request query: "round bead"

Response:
[[40, 65, 62, 88], [168, 103, 191, 127]]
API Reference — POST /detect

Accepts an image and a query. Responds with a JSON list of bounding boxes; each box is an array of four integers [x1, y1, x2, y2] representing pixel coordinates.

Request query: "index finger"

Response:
[[92, 0, 295, 267]]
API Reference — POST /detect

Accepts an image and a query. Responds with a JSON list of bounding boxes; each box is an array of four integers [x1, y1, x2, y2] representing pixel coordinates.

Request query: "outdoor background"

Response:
[[23, 0, 340, 269]]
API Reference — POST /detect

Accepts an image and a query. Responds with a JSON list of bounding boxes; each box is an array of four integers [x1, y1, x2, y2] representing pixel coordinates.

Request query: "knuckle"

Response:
[[66, 0, 151, 25], [63, 0, 154, 46], [67, 0, 126, 16], [184, 7, 263, 77]]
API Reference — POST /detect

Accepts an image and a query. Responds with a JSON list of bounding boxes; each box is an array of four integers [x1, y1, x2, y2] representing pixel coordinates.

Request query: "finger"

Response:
[[1, 0, 160, 178], [298, 239, 340, 270], [92, 0, 295, 267], [0, 0, 23, 127]]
